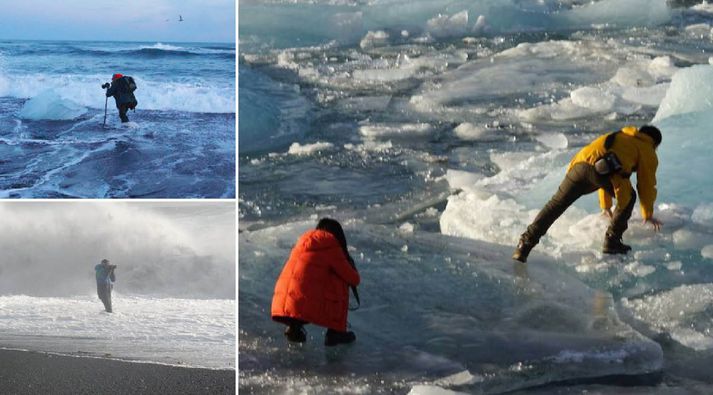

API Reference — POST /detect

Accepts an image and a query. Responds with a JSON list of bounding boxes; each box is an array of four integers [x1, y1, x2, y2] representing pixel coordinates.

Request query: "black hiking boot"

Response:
[[603, 238, 632, 255], [324, 329, 356, 347], [512, 239, 535, 263], [284, 324, 307, 343]]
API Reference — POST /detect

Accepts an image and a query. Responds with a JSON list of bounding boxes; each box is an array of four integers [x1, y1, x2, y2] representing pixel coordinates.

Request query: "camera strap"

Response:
[[349, 286, 360, 311]]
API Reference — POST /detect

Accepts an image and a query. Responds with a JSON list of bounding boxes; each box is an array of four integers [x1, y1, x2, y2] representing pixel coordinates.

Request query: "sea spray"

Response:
[[0, 202, 235, 299]]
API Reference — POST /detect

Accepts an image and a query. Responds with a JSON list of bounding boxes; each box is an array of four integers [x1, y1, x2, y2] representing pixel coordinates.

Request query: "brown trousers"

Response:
[[521, 162, 636, 245]]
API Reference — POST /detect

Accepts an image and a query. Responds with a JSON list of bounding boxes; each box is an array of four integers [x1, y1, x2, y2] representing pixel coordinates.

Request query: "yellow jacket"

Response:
[[567, 126, 659, 219]]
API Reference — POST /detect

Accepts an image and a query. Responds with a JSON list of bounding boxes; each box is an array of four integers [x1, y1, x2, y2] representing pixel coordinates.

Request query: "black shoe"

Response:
[[512, 239, 535, 263], [603, 238, 631, 255], [324, 329, 356, 347], [284, 324, 306, 343]]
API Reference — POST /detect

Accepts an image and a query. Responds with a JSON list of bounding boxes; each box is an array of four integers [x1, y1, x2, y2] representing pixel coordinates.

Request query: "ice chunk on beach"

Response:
[[18, 90, 87, 121]]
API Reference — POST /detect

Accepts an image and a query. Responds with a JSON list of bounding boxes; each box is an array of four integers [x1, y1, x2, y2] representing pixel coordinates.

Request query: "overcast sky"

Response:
[[0, 0, 235, 43]]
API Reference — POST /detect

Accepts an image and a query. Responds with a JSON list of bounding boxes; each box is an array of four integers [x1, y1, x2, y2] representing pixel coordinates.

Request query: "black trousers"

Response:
[[97, 282, 113, 312], [521, 163, 636, 246], [117, 104, 130, 123]]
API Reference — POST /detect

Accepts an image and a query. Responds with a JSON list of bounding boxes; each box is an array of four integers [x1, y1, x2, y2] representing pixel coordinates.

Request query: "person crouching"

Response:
[[271, 218, 361, 346]]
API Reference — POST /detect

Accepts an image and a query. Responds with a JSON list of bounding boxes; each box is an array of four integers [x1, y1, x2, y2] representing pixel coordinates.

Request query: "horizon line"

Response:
[[0, 37, 236, 45]]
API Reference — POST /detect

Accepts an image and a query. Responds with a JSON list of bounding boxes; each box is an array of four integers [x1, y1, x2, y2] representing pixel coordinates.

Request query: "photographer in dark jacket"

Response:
[[95, 259, 117, 313], [103, 73, 138, 123]]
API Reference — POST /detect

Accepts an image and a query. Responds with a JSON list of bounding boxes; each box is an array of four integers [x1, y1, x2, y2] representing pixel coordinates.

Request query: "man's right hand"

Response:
[[602, 208, 613, 219], [644, 217, 663, 232]]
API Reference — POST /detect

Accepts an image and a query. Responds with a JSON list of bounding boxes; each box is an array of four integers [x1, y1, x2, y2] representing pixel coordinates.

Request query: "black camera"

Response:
[[102, 83, 110, 89]]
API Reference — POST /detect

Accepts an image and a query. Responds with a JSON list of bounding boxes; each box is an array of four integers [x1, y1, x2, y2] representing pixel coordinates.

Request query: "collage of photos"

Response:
[[239, 0, 713, 395], [1, 1, 235, 394]]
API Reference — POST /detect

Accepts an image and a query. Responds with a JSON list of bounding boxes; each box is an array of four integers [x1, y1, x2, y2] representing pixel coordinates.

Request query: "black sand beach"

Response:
[[0, 349, 235, 394]]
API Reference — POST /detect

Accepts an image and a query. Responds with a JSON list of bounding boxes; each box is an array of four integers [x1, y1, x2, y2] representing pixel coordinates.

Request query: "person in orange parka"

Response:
[[271, 218, 361, 346]]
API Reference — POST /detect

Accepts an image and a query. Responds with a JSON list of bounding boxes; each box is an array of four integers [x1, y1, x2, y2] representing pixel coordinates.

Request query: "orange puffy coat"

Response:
[[271, 229, 360, 332]]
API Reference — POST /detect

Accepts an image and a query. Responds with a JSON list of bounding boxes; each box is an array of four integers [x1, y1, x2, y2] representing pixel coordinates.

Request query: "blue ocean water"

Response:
[[240, 0, 713, 393], [0, 40, 235, 198]]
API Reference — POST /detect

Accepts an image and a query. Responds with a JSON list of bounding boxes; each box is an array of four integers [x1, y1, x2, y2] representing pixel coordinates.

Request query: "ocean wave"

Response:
[[6, 42, 236, 59], [0, 74, 235, 114]]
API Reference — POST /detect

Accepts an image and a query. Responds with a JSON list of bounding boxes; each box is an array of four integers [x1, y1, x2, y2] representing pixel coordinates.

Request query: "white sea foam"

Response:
[[0, 202, 235, 299], [1, 75, 234, 113], [0, 294, 234, 369]]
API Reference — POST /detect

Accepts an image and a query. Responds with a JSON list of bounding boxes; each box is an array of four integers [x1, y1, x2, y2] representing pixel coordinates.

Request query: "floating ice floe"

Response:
[[410, 39, 625, 118], [517, 55, 676, 123], [287, 141, 335, 155], [691, 1, 713, 14], [359, 122, 436, 140], [240, 220, 663, 393], [684, 23, 713, 39], [426, 10, 469, 39], [452, 123, 498, 141], [621, 284, 713, 351], [360, 30, 389, 49]]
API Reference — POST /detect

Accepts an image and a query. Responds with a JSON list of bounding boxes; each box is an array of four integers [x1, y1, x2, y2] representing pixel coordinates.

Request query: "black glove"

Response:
[[102, 83, 110, 89]]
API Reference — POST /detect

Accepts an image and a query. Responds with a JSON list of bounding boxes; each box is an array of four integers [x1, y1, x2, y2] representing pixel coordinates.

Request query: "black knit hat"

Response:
[[639, 125, 662, 147]]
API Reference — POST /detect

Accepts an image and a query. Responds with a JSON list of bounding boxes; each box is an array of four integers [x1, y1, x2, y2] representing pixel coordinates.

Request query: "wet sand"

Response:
[[0, 349, 235, 394]]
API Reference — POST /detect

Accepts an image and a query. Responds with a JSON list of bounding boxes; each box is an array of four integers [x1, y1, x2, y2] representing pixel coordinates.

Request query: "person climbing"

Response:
[[102, 73, 138, 123], [512, 125, 663, 263], [95, 259, 117, 313], [271, 218, 361, 346]]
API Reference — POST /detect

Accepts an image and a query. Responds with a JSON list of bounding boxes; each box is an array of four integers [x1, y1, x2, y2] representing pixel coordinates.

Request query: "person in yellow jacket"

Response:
[[513, 125, 663, 263]]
